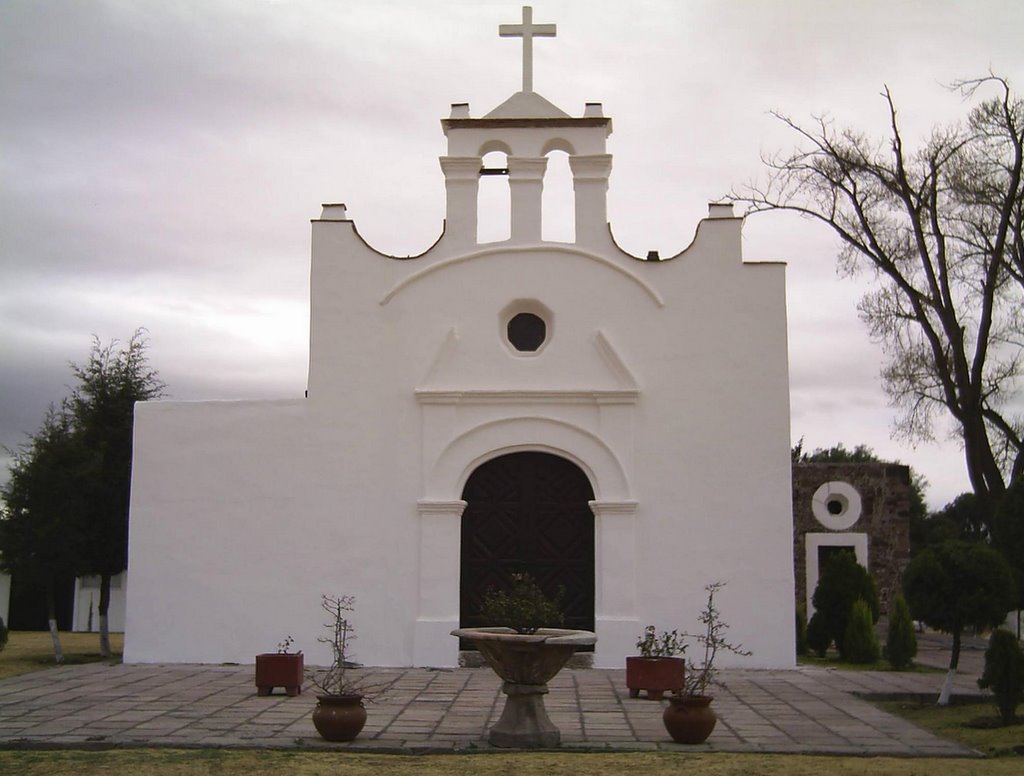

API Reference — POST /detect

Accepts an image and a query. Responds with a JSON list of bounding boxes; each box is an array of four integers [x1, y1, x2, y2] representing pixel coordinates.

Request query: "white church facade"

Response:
[[124, 7, 795, 670]]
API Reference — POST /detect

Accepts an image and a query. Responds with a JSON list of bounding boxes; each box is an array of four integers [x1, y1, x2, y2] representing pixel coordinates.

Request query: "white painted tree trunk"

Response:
[[48, 618, 64, 664], [937, 668, 955, 706]]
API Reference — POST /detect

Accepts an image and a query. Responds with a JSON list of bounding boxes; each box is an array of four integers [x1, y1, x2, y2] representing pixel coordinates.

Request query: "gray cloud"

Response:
[[2, 0, 1022, 508]]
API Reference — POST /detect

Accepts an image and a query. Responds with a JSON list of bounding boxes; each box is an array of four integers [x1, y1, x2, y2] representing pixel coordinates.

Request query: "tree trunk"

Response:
[[937, 628, 962, 706], [46, 588, 64, 664], [98, 572, 111, 658]]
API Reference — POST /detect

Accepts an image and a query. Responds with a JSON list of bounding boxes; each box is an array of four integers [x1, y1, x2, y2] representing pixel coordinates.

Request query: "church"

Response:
[[124, 7, 795, 670]]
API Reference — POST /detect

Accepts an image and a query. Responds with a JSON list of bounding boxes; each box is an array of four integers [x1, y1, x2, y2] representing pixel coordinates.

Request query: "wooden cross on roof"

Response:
[[499, 6, 556, 94]]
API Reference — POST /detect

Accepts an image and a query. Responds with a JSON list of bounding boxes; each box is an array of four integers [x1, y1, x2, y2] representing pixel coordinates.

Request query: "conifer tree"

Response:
[[70, 330, 164, 657], [842, 598, 880, 663], [886, 592, 918, 670]]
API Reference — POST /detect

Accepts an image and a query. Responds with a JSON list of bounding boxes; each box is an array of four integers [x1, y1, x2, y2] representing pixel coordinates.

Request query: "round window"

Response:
[[507, 312, 546, 352], [811, 481, 862, 530]]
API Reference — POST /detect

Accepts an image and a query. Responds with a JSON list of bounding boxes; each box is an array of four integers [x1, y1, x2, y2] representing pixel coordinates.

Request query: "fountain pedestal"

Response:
[[451, 627, 597, 748]]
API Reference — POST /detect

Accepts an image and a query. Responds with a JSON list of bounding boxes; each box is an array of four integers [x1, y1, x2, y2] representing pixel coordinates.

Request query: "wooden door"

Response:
[[460, 451, 595, 638]]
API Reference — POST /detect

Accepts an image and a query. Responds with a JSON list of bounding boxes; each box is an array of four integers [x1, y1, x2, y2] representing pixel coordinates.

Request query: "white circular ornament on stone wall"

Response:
[[811, 481, 862, 530]]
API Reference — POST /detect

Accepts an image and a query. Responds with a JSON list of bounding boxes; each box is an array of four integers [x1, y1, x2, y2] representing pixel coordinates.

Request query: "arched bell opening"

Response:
[[541, 149, 575, 243], [478, 150, 511, 243]]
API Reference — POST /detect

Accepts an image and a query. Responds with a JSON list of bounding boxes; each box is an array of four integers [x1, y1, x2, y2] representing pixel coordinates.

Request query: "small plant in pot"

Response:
[[307, 594, 368, 742], [478, 572, 566, 634], [663, 582, 751, 745], [255, 634, 304, 697], [627, 626, 686, 699]]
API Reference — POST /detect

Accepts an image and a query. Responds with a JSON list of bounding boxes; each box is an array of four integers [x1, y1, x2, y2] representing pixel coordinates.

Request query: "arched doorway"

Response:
[[460, 451, 595, 638]]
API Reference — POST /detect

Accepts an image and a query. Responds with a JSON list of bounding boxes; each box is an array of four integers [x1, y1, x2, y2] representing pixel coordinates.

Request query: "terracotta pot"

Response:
[[663, 695, 717, 744], [254, 652, 304, 696], [312, 694, 367, 742], [625, 656, 685, 700]]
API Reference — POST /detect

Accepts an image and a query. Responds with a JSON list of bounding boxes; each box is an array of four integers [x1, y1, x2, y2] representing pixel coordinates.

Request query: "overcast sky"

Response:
[[2, 0, 1022, 510]]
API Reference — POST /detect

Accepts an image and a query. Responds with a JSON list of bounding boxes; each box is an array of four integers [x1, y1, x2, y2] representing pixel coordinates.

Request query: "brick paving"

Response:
[[0, 657, 985, 756]]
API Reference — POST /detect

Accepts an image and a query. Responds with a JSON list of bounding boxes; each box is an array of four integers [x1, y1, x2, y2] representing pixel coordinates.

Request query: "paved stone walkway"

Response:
[[0, 660, 985, 756]]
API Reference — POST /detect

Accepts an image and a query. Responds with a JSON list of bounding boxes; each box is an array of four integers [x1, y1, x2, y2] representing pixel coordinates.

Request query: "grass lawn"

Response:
[[0, 631, 123, 680], [798, 651, 941, 673], [879, 700, 1024, 758], [0, 750, 1022, 776]]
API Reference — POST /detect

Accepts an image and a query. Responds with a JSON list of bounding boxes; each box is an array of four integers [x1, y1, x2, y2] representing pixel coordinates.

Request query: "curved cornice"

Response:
[[607, 217, 743, 263], [379, 243, 664, 307], [311, 218, 446, 260]]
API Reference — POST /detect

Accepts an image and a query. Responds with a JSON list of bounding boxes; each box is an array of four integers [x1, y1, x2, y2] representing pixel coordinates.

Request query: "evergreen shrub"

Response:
[[841, 598, 880, 663], [812, 550, 879, 654], [479, 573, 564, 635], [806, 610, 831, 657], [795, 605, 808, 657], [886, 592, 917, 670], [978, 628, 1024, 725]]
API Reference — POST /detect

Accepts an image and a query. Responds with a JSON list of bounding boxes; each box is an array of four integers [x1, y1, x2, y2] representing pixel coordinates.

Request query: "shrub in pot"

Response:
[[255, 634, 304, 697], [627, 626, 686, 700], [308, 594, 368, 742], [662, 582, 751, 745], [477, 572, 565, 634]]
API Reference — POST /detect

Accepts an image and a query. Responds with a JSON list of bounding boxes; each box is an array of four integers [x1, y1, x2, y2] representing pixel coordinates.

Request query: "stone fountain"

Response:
[[451, 626, 597, 747]]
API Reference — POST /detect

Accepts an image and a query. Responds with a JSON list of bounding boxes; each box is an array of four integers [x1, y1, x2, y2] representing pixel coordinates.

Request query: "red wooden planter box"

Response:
[[625, 656, 685, 700], [255, 653, 304, 697]]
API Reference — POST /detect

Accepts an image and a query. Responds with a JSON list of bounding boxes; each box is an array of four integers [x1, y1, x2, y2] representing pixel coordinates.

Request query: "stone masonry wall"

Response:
[[793, 462, 912, 616]]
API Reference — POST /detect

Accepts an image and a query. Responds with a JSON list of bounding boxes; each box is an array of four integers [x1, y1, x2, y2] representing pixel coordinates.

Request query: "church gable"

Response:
[[125, 6, 794, 671]]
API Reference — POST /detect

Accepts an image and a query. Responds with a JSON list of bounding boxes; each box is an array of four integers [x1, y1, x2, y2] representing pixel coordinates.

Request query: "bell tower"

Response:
[[439, 5, 613, 251]]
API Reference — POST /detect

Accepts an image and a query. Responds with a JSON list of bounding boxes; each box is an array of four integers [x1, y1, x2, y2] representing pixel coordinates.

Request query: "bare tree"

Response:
[[733, 76, 1024, 514]]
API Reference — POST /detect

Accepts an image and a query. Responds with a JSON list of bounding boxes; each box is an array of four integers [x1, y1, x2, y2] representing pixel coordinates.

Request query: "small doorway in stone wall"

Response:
[[459, 451, 595, 647]]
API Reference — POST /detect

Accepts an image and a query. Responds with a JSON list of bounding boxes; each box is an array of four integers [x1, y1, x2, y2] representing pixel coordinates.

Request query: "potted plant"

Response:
[[663, 582, 751, 744], [255, 634, 304, 697], [307, 594, 367, 742], [627, 626, 686, 699], [451, 573, 596, 748]]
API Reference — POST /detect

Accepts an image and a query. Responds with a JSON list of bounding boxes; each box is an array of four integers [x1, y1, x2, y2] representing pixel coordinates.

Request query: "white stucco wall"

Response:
[[72, 573, 127, 632], [125, 97, 795, 670]]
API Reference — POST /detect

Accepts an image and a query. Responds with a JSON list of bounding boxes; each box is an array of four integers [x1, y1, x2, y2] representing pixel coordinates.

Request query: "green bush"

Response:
[[903, 541, 1015, 650], [841, 598, 880, 663], [806, 610, 831, 657], [795, 605, 808, 657], [478, 573, 564, 634], [886, 592, 917, 670], [992, 477, 1024, 614], [812, 551, 879, 654], [977, 628, 1024, 725]]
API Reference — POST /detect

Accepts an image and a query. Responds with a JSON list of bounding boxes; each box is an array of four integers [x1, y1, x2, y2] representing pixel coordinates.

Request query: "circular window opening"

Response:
[[507, 312, 546, 352], [811, 481, 862, 530], [827, 498, 846, 515]]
